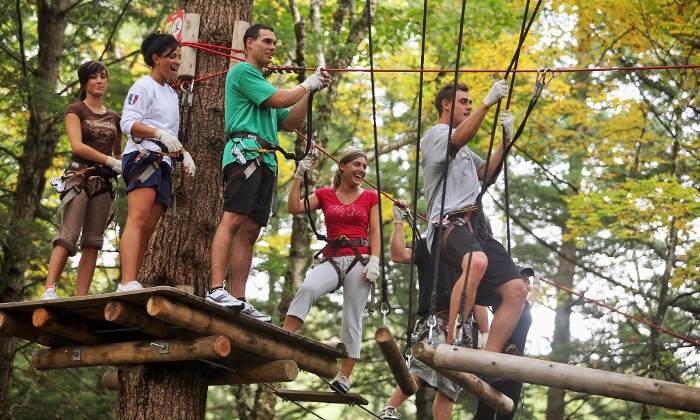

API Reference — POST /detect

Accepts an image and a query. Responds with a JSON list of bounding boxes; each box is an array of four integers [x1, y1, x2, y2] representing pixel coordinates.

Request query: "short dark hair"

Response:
[[434, 83, 469, 116], [141, 33, 179, 67], [243, 24, 274, 50], [77, 61, 107, 101]]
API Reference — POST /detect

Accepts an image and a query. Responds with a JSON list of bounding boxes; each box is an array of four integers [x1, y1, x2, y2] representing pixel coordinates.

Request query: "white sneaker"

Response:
[[379, 406, 401, 420], [40, 285, 60, 300], [205, 288, 245, 309], [331, 374, 352, 394], [239, 301, 272, 323], [116, 281, 143, 292]]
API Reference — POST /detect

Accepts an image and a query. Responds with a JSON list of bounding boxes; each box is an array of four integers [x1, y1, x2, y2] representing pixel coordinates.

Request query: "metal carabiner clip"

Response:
[[541, 68, 555, 86], [380, 301, 390, 327]]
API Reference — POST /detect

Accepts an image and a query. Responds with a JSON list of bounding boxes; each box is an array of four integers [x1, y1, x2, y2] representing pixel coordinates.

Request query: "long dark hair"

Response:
[[77, 61, 107, 101], [333, 148, 367, 189], [141, 33, 179, 67]]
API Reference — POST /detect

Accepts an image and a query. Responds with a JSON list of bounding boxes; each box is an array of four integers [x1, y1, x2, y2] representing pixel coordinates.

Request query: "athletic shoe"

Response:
[[331, 374, 352, 394], [240, 301, 272, 322], [205, 288, 245, 310], [379, 406, 401, 419], [116, 281, 143, 292], [40, 285, 59, 300]]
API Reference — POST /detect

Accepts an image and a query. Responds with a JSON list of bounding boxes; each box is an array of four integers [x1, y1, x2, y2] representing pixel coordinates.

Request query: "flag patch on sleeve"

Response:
[[127, 94, 139, 105]]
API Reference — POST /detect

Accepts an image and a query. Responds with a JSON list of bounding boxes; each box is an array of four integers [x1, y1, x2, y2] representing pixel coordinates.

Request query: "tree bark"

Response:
[[0, 1, 70, 418], [120, 0, 252, 418]]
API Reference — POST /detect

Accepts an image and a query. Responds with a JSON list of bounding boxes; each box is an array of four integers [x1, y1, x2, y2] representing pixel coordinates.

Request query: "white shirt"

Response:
[[121, 75, 179, 166]]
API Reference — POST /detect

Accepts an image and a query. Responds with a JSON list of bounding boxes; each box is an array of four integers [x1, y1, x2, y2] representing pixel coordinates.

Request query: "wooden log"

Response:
[[413, 342, 514, 414], [430, 344, 700, 414], [146, 295, 338, 379], [32, 307, 101, 344], [0, 311, 75, 347], [209, 360, 299, 385], [104, 300, 171, 338], [272, 389, 368, 405], [103, 370, 119, 390], [32, 335, 231, 370], [375, 326, 418, 396], [177, 13, 201, 80]]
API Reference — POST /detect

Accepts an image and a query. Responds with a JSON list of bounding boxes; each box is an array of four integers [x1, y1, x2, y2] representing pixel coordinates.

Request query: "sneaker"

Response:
[[331, 374, 352, 394], [379, 406, 401, 419], [205, 288, 245, 310], [116, 281, 143, 292], [40, 285, 59, 300], [239, 301, 272, 322]]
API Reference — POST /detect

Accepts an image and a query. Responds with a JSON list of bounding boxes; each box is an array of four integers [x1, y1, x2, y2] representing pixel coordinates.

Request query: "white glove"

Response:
[[531, 275, 541, 291], [106, 156, 122, 175], [363, 256, 380, 283], [483, 79, 508, 107], [393, 201, 408, 223], [500, 110, 514, 140], [477, 332, 489, 349], [155, 129, 182, 153], [300, 72, 325, 94], [294, 156, 313, 180], [182, 152, 196, 177]]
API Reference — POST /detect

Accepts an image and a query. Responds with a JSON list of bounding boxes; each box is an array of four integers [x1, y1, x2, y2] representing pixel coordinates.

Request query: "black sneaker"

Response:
[[330, 374, 352, 394]]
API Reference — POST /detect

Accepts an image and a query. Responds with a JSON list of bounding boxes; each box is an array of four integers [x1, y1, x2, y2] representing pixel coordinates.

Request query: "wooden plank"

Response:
[[428, 343, 700, 414], [32, 335, 231, 370], [274, 389, 368, 405], [413, 342, 513, 414], [32, 308, 102, 344], [147, 295, 339, 379], [375, 326, 418, 396]]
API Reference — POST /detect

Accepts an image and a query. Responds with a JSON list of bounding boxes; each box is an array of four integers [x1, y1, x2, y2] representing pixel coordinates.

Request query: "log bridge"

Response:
[[0, 287, 367, 405]]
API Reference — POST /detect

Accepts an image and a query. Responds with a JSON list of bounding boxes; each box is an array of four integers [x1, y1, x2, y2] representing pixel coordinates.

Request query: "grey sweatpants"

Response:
[[286, 255, 371, 359]]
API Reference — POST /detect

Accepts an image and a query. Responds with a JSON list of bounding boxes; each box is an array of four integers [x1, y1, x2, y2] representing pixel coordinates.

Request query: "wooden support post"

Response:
[[178, 13, 201, 80], [104, 300, 171, 338], [209, 360, 299, 385], [32, 307, 101, 344], [375, 326, 418, 396], [32, 335, 231, 370], [413, 342, 514, 414], [229, 20, 249, 68], [429, 344, 700, 414], [146, 296, 339, 379], [0, 311, 74, 347]]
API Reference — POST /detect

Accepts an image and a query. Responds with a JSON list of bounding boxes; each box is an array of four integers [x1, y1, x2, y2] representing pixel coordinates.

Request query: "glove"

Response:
[[106, 156, 122, 175], [483, 79, 508, 107], [393, 201, 408, 223], [300, 72, 325, 94], [182, 152, 196, 177], [154, 129, 182, 153], [500, 110, 514, 140], [294, 156, 313, 180], [477, 332, 489, 349], [363, 256, 380, 283], [531, 275, 541, 291]]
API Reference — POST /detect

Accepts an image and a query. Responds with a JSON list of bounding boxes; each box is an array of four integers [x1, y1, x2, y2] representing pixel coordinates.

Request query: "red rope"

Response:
[[538, 276, 700, 348]]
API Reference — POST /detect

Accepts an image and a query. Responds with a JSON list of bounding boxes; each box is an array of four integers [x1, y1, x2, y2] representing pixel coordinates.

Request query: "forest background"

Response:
[[0, 0, 698, 419]]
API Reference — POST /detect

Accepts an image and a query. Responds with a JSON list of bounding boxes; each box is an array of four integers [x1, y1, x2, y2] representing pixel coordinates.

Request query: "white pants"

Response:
[[286, 255, 371, 359]]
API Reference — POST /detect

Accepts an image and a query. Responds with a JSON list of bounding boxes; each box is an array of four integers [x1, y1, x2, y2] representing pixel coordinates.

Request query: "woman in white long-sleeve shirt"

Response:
[[117, 33, 196, 292]]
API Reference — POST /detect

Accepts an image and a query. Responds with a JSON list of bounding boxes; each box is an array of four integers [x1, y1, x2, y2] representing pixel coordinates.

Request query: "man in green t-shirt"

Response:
[[207, 23, 331, 321]]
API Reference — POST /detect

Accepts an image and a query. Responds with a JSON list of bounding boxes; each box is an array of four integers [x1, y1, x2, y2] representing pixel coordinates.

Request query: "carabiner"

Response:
[[541, 68, 555, 86], [380, 301, 390, 327]]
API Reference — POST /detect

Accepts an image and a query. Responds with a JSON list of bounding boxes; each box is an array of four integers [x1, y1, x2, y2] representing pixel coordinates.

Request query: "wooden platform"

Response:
[[273, 389, 368, 405], [0, 287, 347, 380]]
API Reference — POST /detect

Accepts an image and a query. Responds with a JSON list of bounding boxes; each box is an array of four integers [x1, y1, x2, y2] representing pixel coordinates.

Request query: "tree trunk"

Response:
[[545, 236, 576, 420], [0, 1, 70, 418], [120, 0, 252, 418]]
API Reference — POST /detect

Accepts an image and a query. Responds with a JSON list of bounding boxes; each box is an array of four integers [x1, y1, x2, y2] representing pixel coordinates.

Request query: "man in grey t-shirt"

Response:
[[420, 82, 527, 362]]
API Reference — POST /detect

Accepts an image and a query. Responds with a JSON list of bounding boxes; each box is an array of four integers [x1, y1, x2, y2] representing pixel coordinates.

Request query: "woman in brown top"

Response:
[[40, 61, 123, 299]]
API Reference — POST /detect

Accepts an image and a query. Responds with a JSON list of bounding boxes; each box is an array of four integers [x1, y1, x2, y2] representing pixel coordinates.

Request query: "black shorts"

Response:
[[222, 162, 276, 227], [440, 212, 521, 307]]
